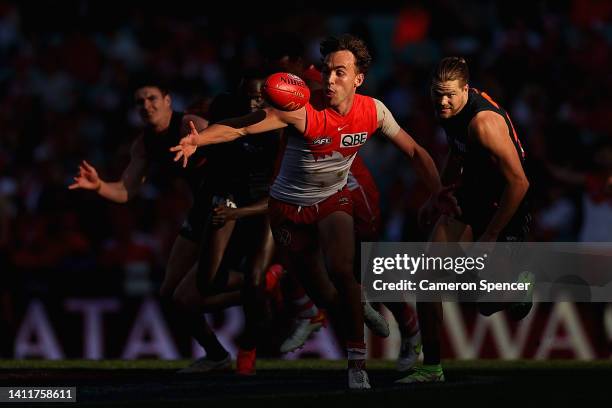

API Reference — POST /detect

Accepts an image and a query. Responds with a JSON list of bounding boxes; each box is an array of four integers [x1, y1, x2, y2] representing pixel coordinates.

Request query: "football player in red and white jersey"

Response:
[[172, 34, 458, 389], [266, 34, 422, 370]]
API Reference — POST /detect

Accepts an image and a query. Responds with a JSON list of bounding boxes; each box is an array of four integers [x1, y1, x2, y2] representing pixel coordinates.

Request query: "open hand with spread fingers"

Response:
[[170, 120, 199, 168], [68, 160, 102, 191]]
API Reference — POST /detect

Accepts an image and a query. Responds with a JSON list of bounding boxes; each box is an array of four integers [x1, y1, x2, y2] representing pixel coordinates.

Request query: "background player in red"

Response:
[[172, 34, 458, 389], [398, 57, 532, 384]]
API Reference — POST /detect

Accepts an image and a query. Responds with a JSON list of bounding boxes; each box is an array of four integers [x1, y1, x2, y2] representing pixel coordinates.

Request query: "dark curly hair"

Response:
[[320, 34, 372, 75]]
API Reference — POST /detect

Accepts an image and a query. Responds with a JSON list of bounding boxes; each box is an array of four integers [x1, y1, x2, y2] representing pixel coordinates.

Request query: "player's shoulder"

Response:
[[182, 113, 208, 130], [356, 94, 382, 111], [469, 110, 506, 136], [368, 96, 384, 108]]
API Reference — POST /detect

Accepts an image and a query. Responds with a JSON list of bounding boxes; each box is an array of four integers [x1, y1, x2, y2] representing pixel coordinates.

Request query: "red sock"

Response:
[[265, 264, 284, 292]]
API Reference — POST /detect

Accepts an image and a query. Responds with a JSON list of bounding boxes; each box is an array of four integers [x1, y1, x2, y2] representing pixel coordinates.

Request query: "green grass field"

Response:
[[2, 358, 612, 370], [2, 359, 610, 407]]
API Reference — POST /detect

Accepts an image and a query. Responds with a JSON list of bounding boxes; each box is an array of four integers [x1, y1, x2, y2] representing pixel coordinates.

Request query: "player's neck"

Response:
[[152, 113, 172, 133], [332, 93, 355, 116], [454, 92, 470, 116]]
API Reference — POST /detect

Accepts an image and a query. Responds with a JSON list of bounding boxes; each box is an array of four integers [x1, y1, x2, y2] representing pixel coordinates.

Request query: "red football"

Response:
[[262, 72, 310, 111]]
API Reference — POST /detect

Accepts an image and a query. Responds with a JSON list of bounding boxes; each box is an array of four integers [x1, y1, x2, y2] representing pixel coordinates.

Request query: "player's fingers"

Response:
[[82, 160, 95, 171], [173, 151, 183, 162], [189, 120, 197, 135], [169, 145, 181, 152]]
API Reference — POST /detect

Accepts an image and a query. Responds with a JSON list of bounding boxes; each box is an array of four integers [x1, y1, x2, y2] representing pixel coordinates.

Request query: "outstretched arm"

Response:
[[171, 107, 304, 168], [181, 114, 209, 136], [68, 137, 148, 203]]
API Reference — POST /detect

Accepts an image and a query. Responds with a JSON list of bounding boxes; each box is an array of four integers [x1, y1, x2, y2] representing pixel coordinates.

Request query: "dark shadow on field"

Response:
[[0, 367, 610, 407]]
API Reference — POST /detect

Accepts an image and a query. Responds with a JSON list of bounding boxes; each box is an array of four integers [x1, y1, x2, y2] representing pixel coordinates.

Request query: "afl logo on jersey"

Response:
[[341, 132, 368, 147], [311, 136, 332, 146]]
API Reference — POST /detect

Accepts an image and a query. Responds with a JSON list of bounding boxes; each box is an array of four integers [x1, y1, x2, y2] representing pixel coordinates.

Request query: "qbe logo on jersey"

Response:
[[341, 132, 368, 148]]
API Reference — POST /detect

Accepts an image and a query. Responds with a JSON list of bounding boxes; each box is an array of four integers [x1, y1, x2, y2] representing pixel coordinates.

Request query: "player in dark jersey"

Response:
[[193, 69, 281, 375], [68, 82, 252, 373], [172, 35, 459, 389], [397, 57, 532, 384]]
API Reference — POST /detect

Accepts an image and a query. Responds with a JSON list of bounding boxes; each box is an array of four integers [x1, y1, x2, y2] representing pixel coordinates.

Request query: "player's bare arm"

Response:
[[171, 107, 305, 167], [212, 197, 269, 227], [375, 99, 440, 192], [376, 98, 459, 216], [390, 128, 442, 192], [470, 110, 529, 240], [418, 151, 464, 227], [69, 136, 148, 203], [103, 136, 149, 203]]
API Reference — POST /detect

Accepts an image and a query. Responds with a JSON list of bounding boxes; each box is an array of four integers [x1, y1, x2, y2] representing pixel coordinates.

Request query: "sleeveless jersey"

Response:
[[440, 88, 527, 204], [270, 93, 379, 206], [142, 111, 206, 193]]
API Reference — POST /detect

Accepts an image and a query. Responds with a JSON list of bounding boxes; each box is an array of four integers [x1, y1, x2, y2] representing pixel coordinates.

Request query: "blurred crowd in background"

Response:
[[0, 0, 611, 299]]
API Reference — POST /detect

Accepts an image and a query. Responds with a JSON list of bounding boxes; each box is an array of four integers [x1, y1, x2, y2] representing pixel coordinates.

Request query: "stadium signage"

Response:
[[7, 297, 611, 360]]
